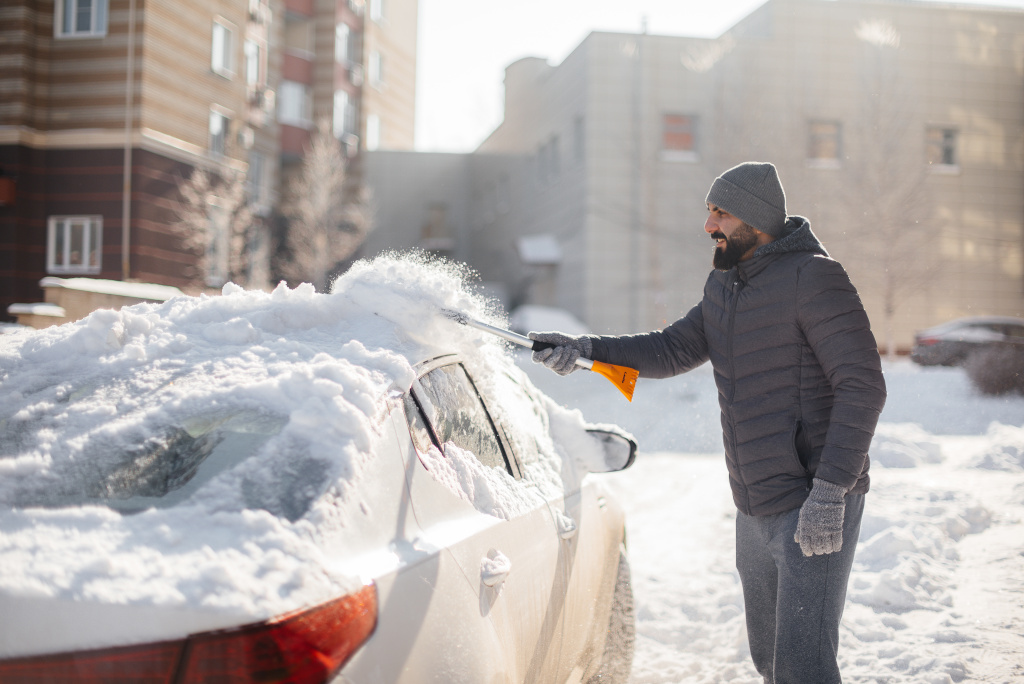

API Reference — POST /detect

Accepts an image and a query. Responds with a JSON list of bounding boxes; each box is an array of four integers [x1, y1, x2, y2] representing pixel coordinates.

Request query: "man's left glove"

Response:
[[794, 478, 847, 556], [528, 331, 592, 376]]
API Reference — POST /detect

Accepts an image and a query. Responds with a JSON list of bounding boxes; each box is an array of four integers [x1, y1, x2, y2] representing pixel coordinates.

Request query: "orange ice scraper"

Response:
[[441, 309, 638, 402]]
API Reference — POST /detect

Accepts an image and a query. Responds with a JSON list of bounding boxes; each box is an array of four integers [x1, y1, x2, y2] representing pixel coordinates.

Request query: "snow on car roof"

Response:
[[0, 253, 571, 622]]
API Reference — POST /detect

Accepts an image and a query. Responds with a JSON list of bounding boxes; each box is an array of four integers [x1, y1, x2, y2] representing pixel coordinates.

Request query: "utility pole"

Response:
[[121, 0, 137, 281], [629, 19, 646, 331]]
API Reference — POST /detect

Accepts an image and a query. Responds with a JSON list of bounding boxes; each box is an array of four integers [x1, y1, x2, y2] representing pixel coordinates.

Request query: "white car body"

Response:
[[0, 258, 635, 684]]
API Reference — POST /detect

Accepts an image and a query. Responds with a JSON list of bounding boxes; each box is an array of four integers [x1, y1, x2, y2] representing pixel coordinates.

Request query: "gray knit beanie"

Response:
[[705, 161, 788, 238]]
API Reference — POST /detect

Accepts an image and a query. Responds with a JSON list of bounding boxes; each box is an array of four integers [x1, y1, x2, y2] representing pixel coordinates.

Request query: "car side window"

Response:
[[490, 371, 547, 466], [405, 363, 511, 474]]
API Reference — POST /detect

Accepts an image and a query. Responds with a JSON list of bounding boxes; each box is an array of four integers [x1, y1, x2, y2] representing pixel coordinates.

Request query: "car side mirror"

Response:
[[585, 427, 637, 472]]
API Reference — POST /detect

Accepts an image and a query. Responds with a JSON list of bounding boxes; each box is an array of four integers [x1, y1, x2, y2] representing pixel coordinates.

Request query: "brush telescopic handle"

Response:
[[458, 316, 535, 348], [454, 315, 590, 367]]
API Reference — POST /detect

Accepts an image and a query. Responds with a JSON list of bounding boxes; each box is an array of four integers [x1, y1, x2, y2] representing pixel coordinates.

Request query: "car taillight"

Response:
[[179, 583, 377, 683], [0, 583, 377, 684], [916, 336, 939, 346], [0, 642, 184, 684]]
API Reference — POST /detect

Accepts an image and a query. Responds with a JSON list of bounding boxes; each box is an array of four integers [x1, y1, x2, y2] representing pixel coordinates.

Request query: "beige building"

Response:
[[465, 0, 1024, 352]]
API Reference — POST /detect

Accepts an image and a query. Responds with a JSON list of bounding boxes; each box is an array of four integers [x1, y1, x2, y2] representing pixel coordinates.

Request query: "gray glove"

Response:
[[794, 478, 847, 557], [528, 331, 592, 376]]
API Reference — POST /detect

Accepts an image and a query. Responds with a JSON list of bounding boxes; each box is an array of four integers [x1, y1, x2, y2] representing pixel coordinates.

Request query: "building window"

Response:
[[370, 0, 384, 23], [366, 114, 381, 150], [807, 120, 842, 168], [926, 127, 959, 171], [284, 18, 313, 56], [333, 90, 358, 140], [244, 40, 261, 86], [661, 113, 698, 161], [47, 216, 102, 274], [278, 80, 312, 127], [333, 90, 347, 138], [335, 23, 351, 63], [55, 0, 108, 38], [211, 20, 235, 77], [209, 110, 230, 156], [369, 50, 383, 86]]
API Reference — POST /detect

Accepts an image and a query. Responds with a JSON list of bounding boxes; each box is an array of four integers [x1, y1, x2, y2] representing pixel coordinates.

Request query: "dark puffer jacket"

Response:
[[590, 217, 887, 516]]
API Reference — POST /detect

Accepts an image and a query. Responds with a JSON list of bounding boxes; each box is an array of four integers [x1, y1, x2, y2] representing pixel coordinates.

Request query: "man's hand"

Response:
[[528, 331, 592, 376], [794, 478, 847, 556]]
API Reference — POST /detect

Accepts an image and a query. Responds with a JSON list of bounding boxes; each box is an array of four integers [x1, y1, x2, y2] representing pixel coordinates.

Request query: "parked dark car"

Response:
[[910, 316, 1024, 366]]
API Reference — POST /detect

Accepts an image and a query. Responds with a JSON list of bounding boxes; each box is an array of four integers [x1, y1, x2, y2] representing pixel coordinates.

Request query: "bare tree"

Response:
[[281, 118, 372, 292], [174, 163, 253, 289], [837, 21, 935, 359]]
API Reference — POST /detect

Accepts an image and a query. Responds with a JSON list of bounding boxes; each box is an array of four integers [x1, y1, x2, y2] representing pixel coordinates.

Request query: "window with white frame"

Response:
[[209, 110, 230, 156], [333, 90, 349, 139], [370, 0, 384, 23], [48, 216, 102, 274], [55, 0, 108, 38], [369, 50, 383, 86], [366, 114, 381, 150], [278, 80, 312, 127], [807, 120, 842, 167], [335, 23, 351, 63], [926, 127, 958, 170], [244, 39, 261, 86], [211, 20, 235, 77]]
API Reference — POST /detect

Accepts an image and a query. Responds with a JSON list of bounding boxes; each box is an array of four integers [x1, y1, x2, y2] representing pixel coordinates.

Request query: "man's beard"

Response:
[[712, 223, 759, 270]]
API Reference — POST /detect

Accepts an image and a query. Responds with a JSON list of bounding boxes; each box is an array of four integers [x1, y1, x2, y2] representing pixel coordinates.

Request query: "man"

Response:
[[529, 161, 886, 683]]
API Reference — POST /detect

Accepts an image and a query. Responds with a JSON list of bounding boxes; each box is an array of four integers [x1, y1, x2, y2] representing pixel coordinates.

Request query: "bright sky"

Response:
[[414, 0, 1024, 153]]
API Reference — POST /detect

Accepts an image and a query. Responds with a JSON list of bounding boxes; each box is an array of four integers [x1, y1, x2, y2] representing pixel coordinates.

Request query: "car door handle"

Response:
[[555, 509, 578, 540], [481, 550, 511, 587]]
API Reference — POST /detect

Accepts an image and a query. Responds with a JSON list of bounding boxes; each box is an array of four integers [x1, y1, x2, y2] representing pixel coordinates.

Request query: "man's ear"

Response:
[[754, 228, 775, 247]]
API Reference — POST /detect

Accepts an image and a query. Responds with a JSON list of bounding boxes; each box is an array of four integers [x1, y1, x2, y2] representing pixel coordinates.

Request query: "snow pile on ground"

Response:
[[0, 254, 580, 627], [517, 355, 1024, 684]]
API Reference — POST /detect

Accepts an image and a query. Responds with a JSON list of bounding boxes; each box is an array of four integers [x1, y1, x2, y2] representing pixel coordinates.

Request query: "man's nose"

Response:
[[704, 215, 716, 233]]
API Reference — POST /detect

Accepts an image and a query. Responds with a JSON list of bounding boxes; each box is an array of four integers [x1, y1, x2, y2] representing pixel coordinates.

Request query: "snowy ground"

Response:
[[517, 354, 1024, 684], [2, 260, 1022, 681]]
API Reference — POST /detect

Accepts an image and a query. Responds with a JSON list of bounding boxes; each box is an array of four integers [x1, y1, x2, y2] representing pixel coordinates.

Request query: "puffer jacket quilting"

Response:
[[590, 217, 887, 516]]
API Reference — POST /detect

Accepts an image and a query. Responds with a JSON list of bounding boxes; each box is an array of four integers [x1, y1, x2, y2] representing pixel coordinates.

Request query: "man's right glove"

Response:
[[528, 331, 592, 376], [794, 478, 847, 556]]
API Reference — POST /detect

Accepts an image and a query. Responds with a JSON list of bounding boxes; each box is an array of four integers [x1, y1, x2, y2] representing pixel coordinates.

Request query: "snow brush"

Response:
[[441, 309, 639, 402]]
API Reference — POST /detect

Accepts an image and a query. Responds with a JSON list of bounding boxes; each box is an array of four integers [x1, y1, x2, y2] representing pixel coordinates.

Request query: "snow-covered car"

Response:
[[0, 256, 636, 684], [910, 316, 1024, 366]]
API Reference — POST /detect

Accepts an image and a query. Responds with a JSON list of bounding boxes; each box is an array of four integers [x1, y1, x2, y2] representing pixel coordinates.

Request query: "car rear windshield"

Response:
[[3, 410, 286, 514]]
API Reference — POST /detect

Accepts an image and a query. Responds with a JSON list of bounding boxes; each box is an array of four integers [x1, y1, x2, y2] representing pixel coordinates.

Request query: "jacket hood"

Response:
[[753, 216, 829, 259]]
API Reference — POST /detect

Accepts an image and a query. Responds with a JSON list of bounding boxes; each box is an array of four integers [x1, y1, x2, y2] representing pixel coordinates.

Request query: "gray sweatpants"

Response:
[[735, 494, 865, 684]]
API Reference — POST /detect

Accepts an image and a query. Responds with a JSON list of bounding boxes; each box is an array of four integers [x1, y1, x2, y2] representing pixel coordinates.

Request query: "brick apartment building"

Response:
[[0, 0, 417, 323]]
